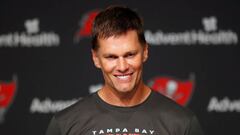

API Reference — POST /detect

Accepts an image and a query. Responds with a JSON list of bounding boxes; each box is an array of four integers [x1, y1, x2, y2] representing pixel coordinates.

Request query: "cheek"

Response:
[[128, 57, 143, 70], [100, 60, 116, 73]]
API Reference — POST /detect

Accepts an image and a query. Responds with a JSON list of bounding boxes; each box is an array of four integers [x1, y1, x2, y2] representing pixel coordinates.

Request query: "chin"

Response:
[[114, 85, 136, 94]]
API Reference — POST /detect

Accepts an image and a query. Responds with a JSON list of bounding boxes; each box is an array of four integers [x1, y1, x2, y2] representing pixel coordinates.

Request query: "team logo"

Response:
[[0, 18, 60, 48], [0, 75, 17, 124], [74, 10, 99, 43], [25, 18, 40, 34], [145, 16, 238, 45], [148, 74, 195, 106]]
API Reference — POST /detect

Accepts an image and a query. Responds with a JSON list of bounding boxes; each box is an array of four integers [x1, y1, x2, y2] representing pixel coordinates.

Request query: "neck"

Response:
[[98, 82, 151, 107]]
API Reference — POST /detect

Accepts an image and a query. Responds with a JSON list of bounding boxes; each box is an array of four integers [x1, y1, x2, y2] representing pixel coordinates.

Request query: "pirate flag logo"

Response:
[[148, 74, 195, 106], [0, 75, 17, 124], [74, 10, 99, 43]]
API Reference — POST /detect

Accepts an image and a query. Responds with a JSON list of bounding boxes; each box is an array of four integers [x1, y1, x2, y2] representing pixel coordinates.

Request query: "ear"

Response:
[[91, 49, 101, 68], [143, 44, 148, 62]]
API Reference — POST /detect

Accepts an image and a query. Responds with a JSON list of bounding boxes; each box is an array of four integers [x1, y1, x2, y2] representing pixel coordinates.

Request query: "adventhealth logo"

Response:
[[0, 18, 60, 47], [145, 16, 238, 45], [208, 97, 240, 112]]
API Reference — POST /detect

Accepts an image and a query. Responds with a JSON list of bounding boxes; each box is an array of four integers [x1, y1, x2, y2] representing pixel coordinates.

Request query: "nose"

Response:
[[117, 57, 129, 73]]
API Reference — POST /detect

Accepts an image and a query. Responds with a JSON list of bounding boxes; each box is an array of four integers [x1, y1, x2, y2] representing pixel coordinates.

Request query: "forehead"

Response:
[[97, 30, 143, 54]]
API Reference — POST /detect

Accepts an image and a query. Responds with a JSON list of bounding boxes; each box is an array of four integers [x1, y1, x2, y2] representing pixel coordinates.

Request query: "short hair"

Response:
[[91, 5, 146, 50]]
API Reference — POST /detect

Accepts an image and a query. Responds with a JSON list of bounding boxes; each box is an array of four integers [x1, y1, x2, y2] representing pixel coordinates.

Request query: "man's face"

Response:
[[92, 30, 148, 94]]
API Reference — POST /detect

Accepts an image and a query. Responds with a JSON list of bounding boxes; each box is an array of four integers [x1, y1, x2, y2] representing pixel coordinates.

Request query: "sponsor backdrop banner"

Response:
[[0, 0, 239, 135]]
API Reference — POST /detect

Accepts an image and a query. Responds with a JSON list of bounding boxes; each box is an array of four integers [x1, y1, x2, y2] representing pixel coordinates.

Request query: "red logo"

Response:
[[74, 10, 99, 42], [148, 74, 195, 106], [0, 75, 17, 123]]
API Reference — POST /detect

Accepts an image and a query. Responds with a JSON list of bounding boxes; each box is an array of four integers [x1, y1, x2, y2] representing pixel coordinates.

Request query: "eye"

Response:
[[125, 52, 136, 58], [105, 55, 118, 60]]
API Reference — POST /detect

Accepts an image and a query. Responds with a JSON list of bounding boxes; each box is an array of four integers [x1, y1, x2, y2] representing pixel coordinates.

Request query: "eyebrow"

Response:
[[102, 50, 138, 57]]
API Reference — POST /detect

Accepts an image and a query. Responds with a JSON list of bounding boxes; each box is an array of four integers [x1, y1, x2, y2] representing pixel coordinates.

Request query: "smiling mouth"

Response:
[[114, 73, 133, 81]]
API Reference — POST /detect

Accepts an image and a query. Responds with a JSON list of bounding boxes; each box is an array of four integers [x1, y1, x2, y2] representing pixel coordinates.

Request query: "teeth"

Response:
[[117, 75, 129, 79]]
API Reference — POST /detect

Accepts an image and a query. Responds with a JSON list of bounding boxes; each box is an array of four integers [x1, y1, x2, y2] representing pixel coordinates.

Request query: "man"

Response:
[[46, 6, 204, 135]]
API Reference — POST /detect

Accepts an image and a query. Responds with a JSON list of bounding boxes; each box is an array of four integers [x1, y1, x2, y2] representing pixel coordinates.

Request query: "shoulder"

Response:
[[148, 91, 203, 134], [149, 90, 195, 122], [46, 93, 98, 135], [54, 93, 97, 123]]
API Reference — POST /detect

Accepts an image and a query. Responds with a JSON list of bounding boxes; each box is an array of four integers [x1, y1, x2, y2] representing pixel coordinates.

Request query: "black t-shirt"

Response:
[[46, 91, 204, 135]]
